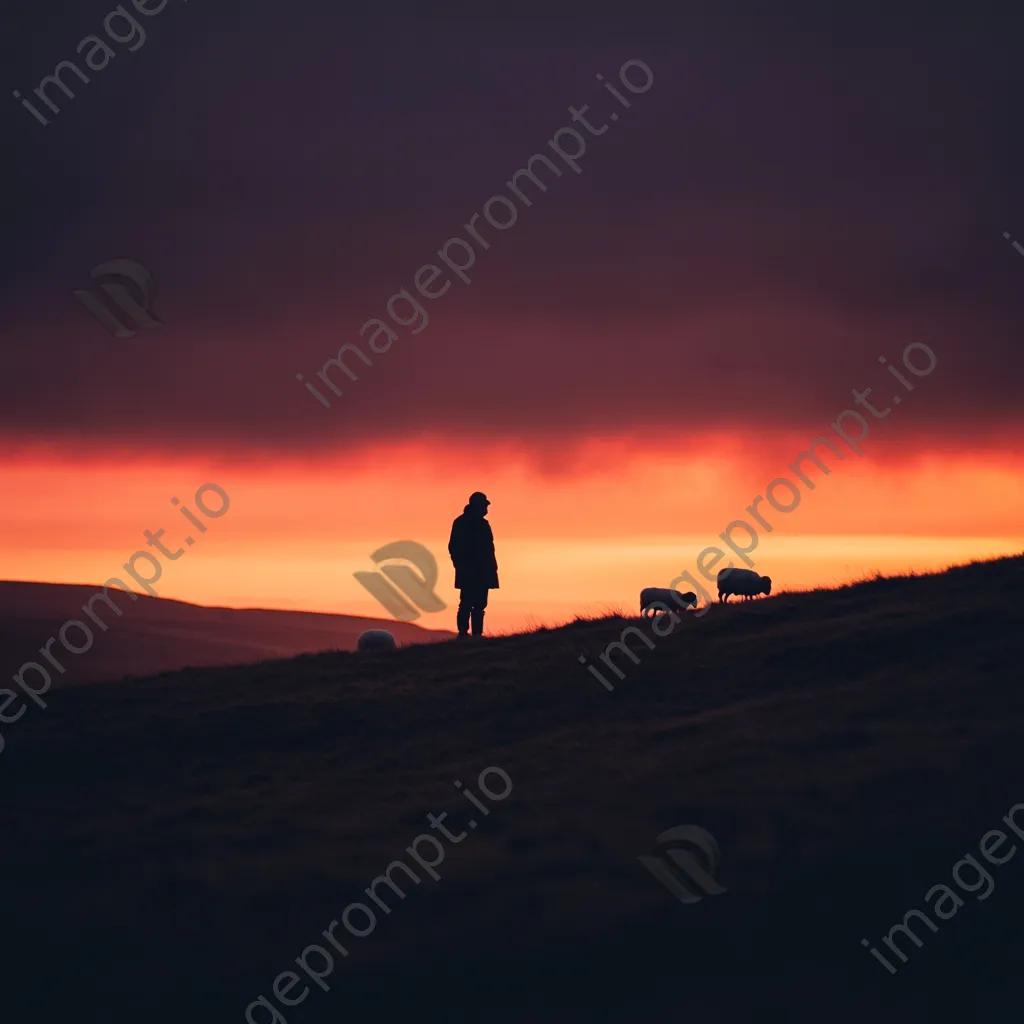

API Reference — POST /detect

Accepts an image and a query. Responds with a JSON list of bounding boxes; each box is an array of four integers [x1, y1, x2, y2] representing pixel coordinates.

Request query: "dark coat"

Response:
[[448, 506, 499, 590]]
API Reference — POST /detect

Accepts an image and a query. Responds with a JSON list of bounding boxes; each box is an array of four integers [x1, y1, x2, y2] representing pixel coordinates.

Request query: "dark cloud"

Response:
[[0, 1, 1021, 453]]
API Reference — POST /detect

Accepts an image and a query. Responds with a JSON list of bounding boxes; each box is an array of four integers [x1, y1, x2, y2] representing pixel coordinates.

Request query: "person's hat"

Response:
[[468, 491, 490, 506]]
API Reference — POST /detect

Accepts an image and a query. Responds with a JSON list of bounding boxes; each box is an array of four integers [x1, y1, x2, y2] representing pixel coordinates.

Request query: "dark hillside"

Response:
[[0, 580, 451, 687], [3, 555, 1024, 1023]]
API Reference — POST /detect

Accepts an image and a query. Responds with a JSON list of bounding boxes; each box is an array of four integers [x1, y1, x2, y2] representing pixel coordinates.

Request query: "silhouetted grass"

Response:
[[2, 554, 1024, 1023]]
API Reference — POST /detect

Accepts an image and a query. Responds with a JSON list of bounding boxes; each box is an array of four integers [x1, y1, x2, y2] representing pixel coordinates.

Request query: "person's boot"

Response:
[[471, 608, 485, 637], [456, 604, 471, 637]]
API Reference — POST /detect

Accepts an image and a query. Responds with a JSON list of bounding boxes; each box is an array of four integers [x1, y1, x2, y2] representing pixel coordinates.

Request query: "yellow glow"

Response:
[[0, 437, 1020, 634]]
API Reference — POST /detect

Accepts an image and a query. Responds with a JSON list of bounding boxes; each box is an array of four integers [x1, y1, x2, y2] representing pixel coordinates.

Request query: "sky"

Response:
[[0, 3, 1022, 633]]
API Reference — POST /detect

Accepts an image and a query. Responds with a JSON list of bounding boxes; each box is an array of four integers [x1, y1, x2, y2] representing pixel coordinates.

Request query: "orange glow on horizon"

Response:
[[1, 434, 1020, 634]]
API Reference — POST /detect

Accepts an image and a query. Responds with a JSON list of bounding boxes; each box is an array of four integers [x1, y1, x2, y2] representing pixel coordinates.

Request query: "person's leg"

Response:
[[471, 588, 489, 636], [457, 589, 472, 636]]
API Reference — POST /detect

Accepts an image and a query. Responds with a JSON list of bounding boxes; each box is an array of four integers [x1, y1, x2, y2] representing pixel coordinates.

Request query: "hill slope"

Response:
[[3, 556, 1024, 1022], [0, 580, 452, 686]]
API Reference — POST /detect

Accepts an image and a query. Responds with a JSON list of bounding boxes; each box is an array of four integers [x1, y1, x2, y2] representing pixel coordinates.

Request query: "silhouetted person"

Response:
[[448, 491, 499, 638]]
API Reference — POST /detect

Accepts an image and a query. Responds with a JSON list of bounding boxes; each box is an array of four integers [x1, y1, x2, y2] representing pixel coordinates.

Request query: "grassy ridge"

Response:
[[3, 554, 1023, 1022]]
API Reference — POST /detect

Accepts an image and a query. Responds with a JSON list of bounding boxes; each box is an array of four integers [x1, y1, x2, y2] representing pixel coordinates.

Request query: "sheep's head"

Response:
[[760, 576, 772, 596], [679, 591, 697, 608]]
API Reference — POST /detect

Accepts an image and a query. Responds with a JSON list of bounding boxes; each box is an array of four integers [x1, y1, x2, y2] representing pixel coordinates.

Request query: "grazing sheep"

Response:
[[640, 587, 698, 619], [358, 629, 397, 652], [717, 567, 771, 602]]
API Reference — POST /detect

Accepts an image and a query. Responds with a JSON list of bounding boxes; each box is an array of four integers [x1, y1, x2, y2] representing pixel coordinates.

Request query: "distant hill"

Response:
[[3, 556, 1024, 1023], [0, 580, 452, 685]]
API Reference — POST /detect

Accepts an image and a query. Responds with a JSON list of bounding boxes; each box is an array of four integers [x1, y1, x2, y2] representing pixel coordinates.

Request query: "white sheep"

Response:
[[717, 567, 771, 602], [640, 587, 698, 619], [358, 629, 397, 652]]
